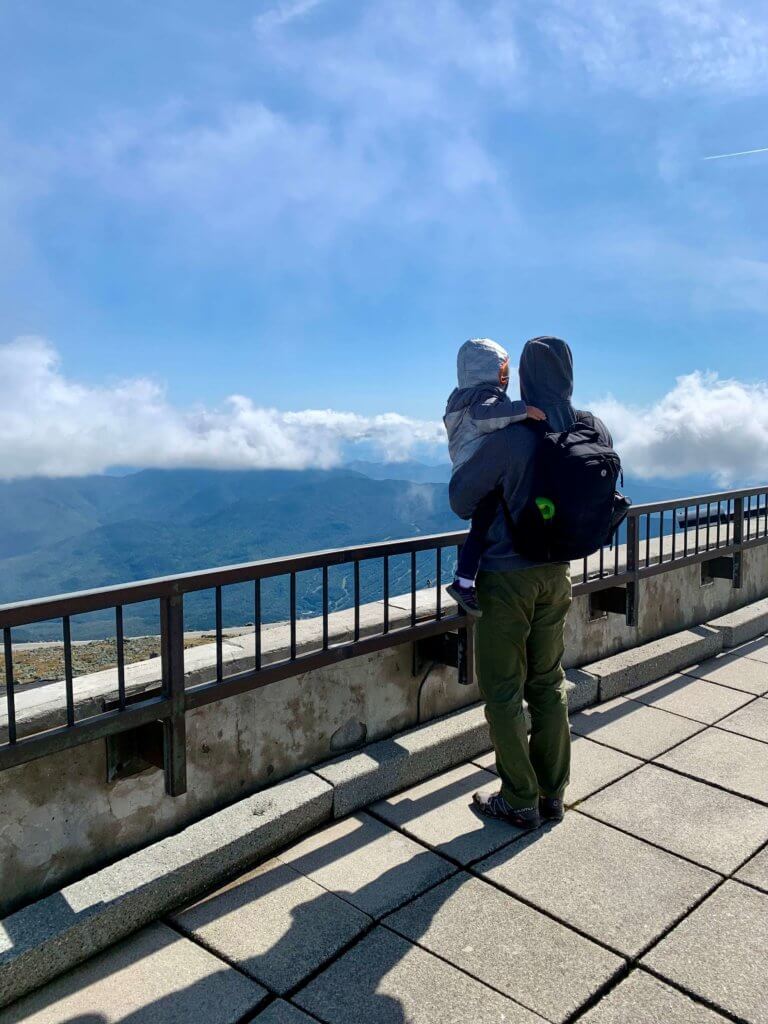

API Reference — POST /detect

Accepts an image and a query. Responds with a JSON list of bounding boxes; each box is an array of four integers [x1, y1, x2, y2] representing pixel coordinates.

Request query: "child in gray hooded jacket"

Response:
[[444, 338, 545, 616]]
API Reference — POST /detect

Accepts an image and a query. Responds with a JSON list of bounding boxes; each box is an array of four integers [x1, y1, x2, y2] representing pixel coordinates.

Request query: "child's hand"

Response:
[[526, 405, 547, 421]]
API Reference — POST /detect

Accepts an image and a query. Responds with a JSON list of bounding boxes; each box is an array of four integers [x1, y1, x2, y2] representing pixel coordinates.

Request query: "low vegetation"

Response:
[[1, 635, 216, 687]]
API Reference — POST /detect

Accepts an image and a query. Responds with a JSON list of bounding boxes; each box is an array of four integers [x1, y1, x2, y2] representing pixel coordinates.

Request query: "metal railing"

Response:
[[0, 532, 470, 793], [2, 485, 767, 796]]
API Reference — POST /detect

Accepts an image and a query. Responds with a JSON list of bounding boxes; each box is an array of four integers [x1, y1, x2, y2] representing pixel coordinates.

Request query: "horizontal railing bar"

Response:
[[0, 531, 470, 627], [635, 543, 743, 579], [573, 572, 633, 595], [742, 534, 768, 552], [0, 693, 170, 772], [185, 612, 469, 711], [626, 485, 767, 516], [676, 504, 766, 527]]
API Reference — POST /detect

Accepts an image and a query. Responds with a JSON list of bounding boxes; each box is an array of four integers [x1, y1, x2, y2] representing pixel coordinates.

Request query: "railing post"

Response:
[[459, 620, 475, 688], [733, 496, 744, 589], [161, 593, 187, 797], [626, 515, 640, 628]]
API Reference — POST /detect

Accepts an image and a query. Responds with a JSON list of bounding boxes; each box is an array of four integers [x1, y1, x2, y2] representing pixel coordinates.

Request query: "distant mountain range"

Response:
[[0, 461, 726, 640], [0, 466, 460, 639], [345, 460, 452, 484]]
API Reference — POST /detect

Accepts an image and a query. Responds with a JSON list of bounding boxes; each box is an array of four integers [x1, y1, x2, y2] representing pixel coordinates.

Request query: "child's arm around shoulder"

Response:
[[471, 390, 545, 435]]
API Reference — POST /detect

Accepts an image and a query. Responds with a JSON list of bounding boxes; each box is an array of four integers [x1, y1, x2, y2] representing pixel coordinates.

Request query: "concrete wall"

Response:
[[566, 536, 768, 667], [2, 538, 767, 914], [0, 605, 473, 916]]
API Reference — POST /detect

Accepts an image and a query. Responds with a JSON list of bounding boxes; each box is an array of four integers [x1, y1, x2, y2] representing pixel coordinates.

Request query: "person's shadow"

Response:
[[168, 798, 545, 1022], [1, 793, 545, 1023]]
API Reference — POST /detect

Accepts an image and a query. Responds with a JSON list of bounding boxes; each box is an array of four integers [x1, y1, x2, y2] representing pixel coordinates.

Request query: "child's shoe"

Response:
[[446, 580, 482, 618]]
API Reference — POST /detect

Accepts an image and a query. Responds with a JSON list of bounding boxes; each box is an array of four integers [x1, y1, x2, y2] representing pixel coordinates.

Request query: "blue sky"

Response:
[[1, 1, 768, 481]]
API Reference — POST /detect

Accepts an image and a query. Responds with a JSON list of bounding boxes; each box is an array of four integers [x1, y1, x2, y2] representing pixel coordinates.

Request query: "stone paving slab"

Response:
[[252, 1000, 318, 1023], [579, 969, 731, 1023], [657, 727, 768, 804], [294, 925, 541, 1024], [474, 737, 642, 806], [569, 698, 703, 760], [278, 812, 455, 918], [370, 763, 527, 865], [476, 812, 718, 957], [716, 697, 768, 743], [565, 736, 642, 805], [735, 845, 768, 893], [170, 858, 370, 994], [579, 763, 768, 873], [384, 872, 623, 1024], [734, 635, 768, 664], [626, 673, 753, 724], [643, 881, 768, 1024], [684, 651, 768, 695], [0, 922, 266, 1024]]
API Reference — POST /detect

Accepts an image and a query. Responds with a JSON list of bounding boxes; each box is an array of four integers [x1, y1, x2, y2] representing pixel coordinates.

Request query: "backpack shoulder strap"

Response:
[[574, 409, 613, 448]]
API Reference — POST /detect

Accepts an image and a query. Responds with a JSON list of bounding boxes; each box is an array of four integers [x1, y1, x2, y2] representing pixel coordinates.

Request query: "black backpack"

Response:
[[507, 414, 631, 562]]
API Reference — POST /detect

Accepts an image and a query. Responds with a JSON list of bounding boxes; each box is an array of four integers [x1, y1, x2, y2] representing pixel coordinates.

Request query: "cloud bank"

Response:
[[593, 371, 768, 484], [2, 337, 768, 486], [0, 338, 444, 479]]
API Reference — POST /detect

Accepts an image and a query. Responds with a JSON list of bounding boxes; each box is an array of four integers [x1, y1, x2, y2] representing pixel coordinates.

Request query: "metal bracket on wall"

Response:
[[103, 688, 164, 783], [703, 554, 740, 584], [589, 586, 628, 617], [413, 626, 474, 686]]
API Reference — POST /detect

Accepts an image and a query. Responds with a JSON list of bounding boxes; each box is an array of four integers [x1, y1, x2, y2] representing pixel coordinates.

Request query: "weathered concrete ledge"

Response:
[[315, 704, 492, 818], [708, 598, 768, 649], [585, 626, 723, 701], [0, 772, 332, 1010], [565, 668, 599, 712]]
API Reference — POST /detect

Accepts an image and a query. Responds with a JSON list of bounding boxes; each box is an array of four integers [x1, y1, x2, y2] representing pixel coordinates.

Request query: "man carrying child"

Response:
[[447, 336, 595, 830]]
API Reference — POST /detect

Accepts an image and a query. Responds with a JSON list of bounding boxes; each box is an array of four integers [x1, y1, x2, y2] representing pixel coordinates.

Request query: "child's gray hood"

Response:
[[519, 336, 575, 432], [456, 338, 508, 389]]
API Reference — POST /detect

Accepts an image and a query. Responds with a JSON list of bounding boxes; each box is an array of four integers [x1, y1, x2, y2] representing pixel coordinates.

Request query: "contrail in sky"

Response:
[[704, 146, 768, 161]]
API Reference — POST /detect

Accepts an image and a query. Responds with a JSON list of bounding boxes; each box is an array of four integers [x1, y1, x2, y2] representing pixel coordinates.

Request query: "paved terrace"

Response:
[[4, 637, 768, 1024]]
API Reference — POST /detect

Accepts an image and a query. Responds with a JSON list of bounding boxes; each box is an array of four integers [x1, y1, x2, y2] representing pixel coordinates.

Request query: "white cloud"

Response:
[[593, 371, 768, 484], [10, 1, 768, 261], [37, 2, 519, 245], [253, 0, 326, 32], [77, 102, 396, 238], [5, 337, 768, 487], [0, 337, 444, 479], [542, 0, 768, 96]]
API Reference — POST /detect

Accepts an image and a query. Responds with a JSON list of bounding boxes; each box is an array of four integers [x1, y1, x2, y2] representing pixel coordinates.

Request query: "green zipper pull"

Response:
[[535, 497, 556, 521]]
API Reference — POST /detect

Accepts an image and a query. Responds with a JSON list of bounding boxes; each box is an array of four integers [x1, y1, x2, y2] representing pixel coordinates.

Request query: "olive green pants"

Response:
[[476, 564, 572, 809]]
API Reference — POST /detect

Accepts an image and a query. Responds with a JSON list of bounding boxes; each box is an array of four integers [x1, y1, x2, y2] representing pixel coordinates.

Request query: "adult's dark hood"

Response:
[[519, 336, 575, 432]]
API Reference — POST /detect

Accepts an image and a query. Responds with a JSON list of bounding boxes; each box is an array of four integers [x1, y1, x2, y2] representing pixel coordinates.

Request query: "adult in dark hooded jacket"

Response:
[[450, 336, 609, 828]]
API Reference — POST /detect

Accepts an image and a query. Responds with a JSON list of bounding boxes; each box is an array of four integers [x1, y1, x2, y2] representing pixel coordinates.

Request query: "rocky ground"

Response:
[[1, 634, 219, 686]]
